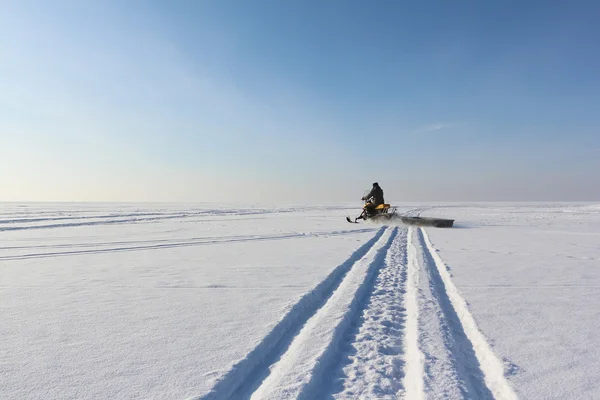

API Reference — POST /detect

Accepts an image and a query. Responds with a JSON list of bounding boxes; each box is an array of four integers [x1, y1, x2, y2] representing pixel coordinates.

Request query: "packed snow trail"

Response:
[[202, 225, 517, 399], [330, 227, 410, 399], [403, 226, 426, 400]]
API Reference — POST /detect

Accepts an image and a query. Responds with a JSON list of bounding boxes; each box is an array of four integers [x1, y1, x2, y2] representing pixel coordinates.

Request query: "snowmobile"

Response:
[[345, 190, 455, 227], [346, 190, 397, 224]]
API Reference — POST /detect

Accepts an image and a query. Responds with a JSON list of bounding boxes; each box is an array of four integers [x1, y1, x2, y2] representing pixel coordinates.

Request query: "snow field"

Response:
[[3, 202, 599, 399]]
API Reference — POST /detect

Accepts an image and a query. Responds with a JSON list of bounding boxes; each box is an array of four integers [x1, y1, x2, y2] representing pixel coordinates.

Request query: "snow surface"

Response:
[[1, 202, 599, 399]]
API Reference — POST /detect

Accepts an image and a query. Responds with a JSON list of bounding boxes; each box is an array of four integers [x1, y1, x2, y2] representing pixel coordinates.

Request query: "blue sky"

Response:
[[1, 0, 599, 202]]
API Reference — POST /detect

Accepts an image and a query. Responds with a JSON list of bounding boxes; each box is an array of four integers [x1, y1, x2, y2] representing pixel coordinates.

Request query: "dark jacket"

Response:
[[364, 185, 384, 205]]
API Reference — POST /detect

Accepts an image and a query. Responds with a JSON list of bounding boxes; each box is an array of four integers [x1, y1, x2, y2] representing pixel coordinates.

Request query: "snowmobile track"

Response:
[[197, 227, 389, 400], [200, 221, 517, 399], [0, 229, 375, 261], [417, 228, 518, 400], [416, 227, 492, 398], [247, 227, 398, 399], [328, 226, 409, 398]]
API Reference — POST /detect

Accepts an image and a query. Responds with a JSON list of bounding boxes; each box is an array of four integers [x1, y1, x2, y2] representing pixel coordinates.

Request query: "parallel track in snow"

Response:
[[199, 223, 517, 400], [418, 229, 517, 400], [0, 229, 375, 261], [197, 227, 389, 400]]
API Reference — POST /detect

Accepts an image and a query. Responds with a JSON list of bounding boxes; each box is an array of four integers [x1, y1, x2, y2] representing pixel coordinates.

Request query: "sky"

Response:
[[1, 0, 599, 203]]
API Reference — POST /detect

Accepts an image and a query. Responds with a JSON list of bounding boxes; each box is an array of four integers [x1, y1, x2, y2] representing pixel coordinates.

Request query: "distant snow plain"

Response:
[[1, 202, 599, 400]]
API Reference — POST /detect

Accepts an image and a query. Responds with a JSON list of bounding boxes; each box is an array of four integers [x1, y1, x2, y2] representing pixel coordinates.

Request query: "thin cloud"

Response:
[[412, 123, 450, 135]]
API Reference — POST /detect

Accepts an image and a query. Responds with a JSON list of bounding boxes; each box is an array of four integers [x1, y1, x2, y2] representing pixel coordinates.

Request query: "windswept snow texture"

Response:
[[2, 202, 600, 400]]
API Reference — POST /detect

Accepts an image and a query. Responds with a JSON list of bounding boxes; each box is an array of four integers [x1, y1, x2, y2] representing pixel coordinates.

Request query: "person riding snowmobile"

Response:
[[362, 182, 384, 216]]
